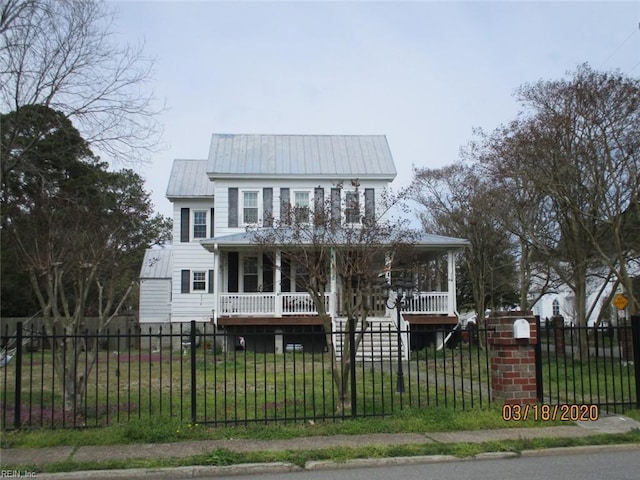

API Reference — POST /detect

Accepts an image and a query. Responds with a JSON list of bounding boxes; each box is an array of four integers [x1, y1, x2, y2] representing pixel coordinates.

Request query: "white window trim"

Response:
[[240, 190, 261, 226], [193, 210, 207, 239], [192, 270, 207, 292], [292, 189, 313, 224], [344, 190, 363, 226]]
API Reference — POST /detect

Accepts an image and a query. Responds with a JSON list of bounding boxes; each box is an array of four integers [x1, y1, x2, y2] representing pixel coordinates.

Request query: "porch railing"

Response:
[[403, 292, 449, 315], [218, 291, 450, 317], [219, 293, 330, 316], [219, 294, 277, 316], [281, 293, 330, 315]]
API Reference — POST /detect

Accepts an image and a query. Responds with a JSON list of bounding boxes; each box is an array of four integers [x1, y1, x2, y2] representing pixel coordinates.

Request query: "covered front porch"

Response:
[[203, 243, 462, 326]]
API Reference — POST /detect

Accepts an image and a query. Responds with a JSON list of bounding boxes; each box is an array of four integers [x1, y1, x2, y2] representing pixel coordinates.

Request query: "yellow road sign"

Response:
[[612, 294, 628, 310]]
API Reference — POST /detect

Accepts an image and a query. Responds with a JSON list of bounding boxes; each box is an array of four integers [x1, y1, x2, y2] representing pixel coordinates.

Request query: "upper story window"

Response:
[[243, 191, 259, 224], [293, 190, 310, 223], [345, 191, 360, 224], [193, 210, 207, 238], [552, 299, 560, 317]]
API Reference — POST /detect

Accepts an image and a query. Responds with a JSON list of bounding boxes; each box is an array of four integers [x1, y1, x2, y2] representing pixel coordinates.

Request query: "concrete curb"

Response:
[[29, 462, 303, 480], [520, 443, 640, 457], [305, 454, 461, 471], [28, 446, 640, 479]]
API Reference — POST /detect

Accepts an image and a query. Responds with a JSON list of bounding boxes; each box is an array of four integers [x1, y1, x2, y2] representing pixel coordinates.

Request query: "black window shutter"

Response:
[[262, 253, 274, 292], [208, 270, 214, 293], [181, 270, 190, 293], [365, 188, 375, 222], [280, 188, 290, 224], [331, 188, 341, 225], [281, 256, 291, 292], [228, 252, 239, 293], [263, 188, 273, 227], [180, 208, 190, 242], [210, 208, 215, 237], [228, 188, 238, 228]]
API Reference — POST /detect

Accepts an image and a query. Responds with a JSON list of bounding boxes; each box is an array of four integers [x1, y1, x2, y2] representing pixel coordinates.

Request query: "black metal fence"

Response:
[[1, 316, 638, 430], [535, 316, 640, 413]]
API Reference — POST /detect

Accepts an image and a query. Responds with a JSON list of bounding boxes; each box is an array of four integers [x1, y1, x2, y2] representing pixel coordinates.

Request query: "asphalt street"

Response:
[[202, 448, 640, 480]]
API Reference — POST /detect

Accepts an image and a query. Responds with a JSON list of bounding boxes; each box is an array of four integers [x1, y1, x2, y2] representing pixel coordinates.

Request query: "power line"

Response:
[[599, 20, 639, 70]]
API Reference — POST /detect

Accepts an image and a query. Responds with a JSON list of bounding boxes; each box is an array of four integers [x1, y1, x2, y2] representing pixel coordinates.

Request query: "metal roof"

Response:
[[139, 248, 173, 279], [200, 229, 469, 251], [166, 159, 215, 199], [206, 134, 397, 179]]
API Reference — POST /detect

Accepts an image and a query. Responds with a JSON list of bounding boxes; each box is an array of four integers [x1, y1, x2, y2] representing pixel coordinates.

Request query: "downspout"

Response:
[[447, 249, 457, 318]]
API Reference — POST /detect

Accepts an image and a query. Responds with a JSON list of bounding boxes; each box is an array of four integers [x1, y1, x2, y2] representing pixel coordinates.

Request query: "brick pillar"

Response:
[[487, 311, 538, 405]]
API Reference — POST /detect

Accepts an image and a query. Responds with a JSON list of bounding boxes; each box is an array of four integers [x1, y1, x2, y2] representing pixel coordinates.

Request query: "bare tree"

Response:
[[470, 65, 639, 360], [513, 65, 639, 323], [0, 0, 161, 162], [412, 162, 518, 337], [1, 105, 171, 410], [250, 184, 416, 411], [471, 124, 564, 311]]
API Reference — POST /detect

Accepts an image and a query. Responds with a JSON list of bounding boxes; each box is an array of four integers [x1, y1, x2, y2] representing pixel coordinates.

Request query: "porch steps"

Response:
[[333, 317, 404, 361]]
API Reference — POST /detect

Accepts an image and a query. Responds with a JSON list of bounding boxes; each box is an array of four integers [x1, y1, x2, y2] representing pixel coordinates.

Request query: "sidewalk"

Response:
[[2, 415, 639, 479]]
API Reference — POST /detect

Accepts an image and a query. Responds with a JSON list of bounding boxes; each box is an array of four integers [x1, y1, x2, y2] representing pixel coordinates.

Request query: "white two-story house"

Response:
[[142, 134, 469, 355]]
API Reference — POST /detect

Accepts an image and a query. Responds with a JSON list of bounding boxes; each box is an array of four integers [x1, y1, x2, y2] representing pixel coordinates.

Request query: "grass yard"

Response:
[[1, 338, 637, 430]]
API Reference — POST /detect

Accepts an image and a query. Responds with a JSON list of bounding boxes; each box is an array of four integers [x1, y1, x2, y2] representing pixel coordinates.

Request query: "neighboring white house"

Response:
[[141, 134, 470, 355], [530, 272, 620, 327]]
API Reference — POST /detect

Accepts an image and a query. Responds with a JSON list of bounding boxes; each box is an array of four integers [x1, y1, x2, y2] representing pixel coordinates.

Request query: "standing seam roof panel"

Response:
[[206, 134, 396, 178], [166, 159, 214, 197]]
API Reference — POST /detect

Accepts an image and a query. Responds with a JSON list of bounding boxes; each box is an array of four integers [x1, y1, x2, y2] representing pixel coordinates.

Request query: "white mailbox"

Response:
[[513, 319, 531, 339]]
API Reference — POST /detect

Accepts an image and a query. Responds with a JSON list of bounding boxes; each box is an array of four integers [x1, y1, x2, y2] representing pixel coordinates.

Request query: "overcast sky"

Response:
[[111, 0, 640, 220]]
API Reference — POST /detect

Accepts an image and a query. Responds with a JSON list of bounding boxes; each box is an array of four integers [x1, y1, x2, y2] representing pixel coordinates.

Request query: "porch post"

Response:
[[275, 250, 282, 316], [330, 247, 337, 318], [213, 246, 219, 326], [447, 250, 457, 316]]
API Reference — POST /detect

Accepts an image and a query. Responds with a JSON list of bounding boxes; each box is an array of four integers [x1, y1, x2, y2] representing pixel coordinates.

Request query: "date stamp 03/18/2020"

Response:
[[502, 403, 600, 422]]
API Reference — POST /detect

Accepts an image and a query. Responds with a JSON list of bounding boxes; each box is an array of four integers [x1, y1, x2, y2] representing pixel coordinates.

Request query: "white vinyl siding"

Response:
[[170, 201, 215, 323], [139, 279, 171, 323]]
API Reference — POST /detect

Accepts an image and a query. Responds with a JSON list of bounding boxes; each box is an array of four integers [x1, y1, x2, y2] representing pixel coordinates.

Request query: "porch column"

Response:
[[275, 250, 282, 316], [212, 246, 219, 326], [330, 247, 337, 318], [447, 250, 457, 316]]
